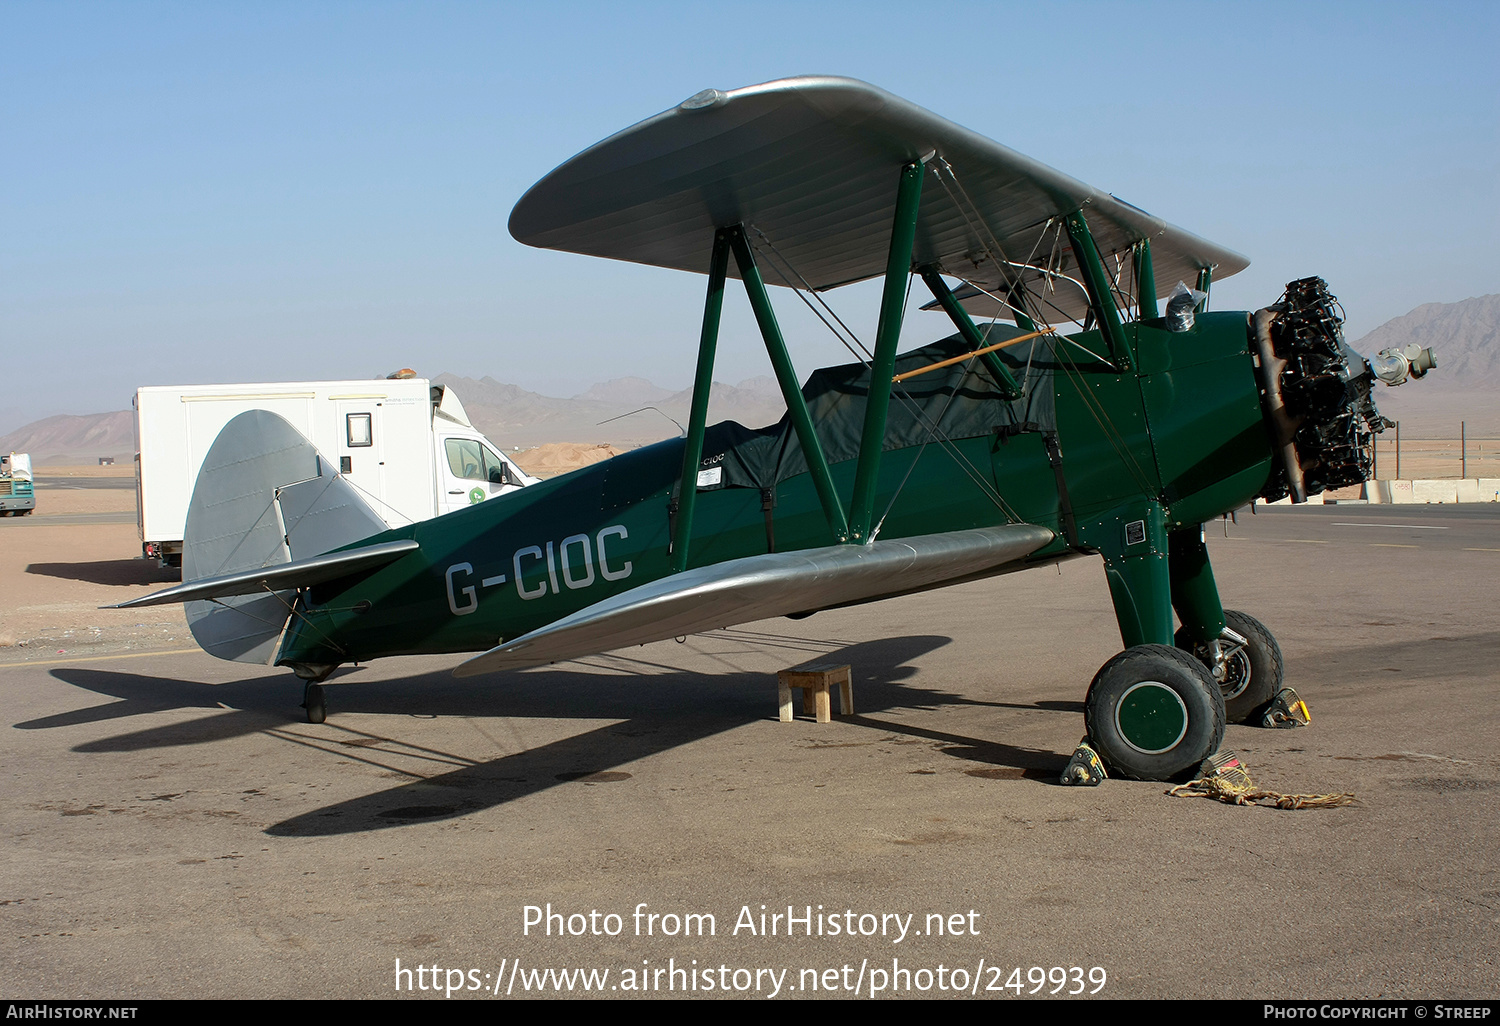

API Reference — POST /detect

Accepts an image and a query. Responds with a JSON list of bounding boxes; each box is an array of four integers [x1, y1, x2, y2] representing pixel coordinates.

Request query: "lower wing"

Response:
[[454, 524, 1053, 677]]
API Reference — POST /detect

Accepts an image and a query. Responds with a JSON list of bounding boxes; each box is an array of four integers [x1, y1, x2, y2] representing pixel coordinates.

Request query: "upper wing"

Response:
[[509, 76, 1246, 323], [453, 524, 1053, 677]]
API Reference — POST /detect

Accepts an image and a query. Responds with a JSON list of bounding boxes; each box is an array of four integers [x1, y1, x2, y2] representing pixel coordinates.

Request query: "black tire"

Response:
[[1174, 610, 1283, 724], [1084, 645, 1226, 782], [303, 683, 327, 724]]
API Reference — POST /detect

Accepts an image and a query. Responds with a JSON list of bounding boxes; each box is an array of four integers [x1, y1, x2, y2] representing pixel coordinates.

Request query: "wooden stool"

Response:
[[777, 663, 853, 724]]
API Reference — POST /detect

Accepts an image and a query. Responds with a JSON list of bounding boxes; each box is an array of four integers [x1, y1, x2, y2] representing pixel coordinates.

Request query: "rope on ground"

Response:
[[1167, 773, 1357, 810]]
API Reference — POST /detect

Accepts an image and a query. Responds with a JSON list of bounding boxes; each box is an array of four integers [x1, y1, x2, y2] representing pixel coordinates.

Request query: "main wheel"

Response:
[[1084, 645, 1226, 781], [1175, 610, 1283, 724], [303, 683, 327, 724]]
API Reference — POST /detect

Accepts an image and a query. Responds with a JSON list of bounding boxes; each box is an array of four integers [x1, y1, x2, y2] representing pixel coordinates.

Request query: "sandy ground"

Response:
[[2, 471, 185, 653], [1371, 436, 1500, 481], [511, 442, 625, 479], [0, 519, 186, 654], [22, 486, 136, 516]]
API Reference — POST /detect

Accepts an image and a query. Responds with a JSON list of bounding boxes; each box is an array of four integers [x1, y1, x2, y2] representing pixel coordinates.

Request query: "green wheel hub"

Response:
[[1114, 681, 1188, 754]]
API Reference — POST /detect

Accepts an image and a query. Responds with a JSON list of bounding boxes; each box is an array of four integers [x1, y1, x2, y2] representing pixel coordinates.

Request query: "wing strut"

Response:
[[727, 226, 849, 545], [671, 228, 731, 572], [1134, 239, 1160, 319], [847, 160, 924, 543], [1064, 211, 1132, 372], [918, 266, 1024, 399]]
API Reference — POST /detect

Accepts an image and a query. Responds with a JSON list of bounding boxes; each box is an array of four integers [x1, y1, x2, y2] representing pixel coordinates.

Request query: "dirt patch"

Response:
[[512, 442, 624, 479], [0, 522, 187, 655]]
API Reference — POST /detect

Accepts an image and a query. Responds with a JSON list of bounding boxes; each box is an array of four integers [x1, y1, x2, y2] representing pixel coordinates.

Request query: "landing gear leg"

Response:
[[1168, 526, 1284, 723], [1086, 503, 1225, 780]]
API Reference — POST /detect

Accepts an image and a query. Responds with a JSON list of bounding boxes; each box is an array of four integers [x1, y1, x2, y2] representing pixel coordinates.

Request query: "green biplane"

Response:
[[118, 77, 1433, 781]]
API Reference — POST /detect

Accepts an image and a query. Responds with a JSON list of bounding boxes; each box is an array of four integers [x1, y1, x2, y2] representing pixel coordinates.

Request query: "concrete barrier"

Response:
[[1412, 479, 1460, 503], [1361, 478, 1498, 504]]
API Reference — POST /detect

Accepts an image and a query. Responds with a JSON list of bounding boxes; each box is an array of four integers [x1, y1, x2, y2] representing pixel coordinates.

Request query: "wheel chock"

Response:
[[1196, 750, 1253, 791], [1261, 687, 1311, 729], [1060, 738, 1107, 786]]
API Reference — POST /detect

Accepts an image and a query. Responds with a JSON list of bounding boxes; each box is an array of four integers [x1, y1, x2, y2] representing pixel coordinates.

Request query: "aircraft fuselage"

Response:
[[277, 311, 1271, 668]]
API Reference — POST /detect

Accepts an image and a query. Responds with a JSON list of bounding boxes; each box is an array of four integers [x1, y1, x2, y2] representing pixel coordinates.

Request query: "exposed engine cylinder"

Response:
[[1254, 278, 1395, 503]]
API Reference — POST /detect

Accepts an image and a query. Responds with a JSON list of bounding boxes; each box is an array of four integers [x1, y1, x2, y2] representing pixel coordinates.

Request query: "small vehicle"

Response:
[[0, 452, 35, 515]]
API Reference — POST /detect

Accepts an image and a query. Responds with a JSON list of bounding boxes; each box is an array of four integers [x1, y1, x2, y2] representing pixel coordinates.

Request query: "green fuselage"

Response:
[[278, 312, 1271, 668]]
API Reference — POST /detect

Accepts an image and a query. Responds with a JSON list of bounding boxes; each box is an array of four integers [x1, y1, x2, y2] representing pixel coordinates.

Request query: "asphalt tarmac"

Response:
[[35, 478, 137, 490], [3, 504, 1497, 1000], [7, 511, 137, 526]]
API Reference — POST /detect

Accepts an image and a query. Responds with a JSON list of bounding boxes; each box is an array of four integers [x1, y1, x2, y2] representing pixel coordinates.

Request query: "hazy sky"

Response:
[[3, 1, 1497, 434]]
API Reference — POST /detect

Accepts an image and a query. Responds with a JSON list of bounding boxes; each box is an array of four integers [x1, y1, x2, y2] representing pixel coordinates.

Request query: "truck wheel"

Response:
[[1175, 610, 1283, 724], [1084, 645, 1226, 782]]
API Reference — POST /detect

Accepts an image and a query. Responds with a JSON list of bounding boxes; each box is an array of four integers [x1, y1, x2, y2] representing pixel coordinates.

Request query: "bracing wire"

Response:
[[925, 161, 1159, 496], [745, 230, 1023, 527]]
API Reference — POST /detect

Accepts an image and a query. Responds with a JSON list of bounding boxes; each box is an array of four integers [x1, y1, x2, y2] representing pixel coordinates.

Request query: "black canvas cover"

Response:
[[701, 324, 1061, 492]]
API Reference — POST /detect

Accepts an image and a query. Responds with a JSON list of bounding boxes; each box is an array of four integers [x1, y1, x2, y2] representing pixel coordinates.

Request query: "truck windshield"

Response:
[[445, 438, 512, 483]]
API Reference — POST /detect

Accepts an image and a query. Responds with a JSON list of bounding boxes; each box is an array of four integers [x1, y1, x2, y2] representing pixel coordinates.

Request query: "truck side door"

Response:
[[335, 402, 387, 513]]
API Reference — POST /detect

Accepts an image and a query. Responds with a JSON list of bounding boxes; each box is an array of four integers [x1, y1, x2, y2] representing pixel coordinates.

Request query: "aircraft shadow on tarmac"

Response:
[[27, 558, 179, 587], [29, 633, 1076, 835]]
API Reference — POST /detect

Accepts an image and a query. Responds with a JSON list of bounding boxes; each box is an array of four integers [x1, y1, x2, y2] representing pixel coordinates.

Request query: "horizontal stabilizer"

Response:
[[454, 524, 1052, 677], [109, 539, 419, 609]]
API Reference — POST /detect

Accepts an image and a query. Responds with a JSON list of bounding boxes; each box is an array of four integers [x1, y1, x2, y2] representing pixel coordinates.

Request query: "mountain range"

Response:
[[4, 295, 1495, 463]]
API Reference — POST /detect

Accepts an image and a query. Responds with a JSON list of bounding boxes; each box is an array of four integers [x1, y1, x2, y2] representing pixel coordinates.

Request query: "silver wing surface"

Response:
[[509, 76, 1246, 323], [453, 524, 1053, 677]]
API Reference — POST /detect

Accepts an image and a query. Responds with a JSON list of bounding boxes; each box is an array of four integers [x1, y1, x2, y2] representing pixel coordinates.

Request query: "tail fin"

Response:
[[182, 410, 388, 663]]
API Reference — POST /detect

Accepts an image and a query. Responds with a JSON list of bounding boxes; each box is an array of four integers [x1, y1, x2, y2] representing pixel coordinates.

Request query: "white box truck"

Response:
[[0, 452, 35, 515], [135, 377, 536, 566]]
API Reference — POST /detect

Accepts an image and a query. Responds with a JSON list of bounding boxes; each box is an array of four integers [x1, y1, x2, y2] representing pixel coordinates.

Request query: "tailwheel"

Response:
[[1175, 610, 1283, 725], [302, 682, 327, 724], [1084, 645, 1226, 782], [291, 661, 339, 723]]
